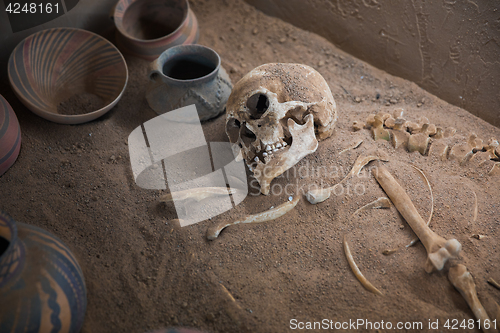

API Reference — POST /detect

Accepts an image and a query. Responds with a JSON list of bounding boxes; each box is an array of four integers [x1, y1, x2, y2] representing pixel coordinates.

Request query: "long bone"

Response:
[[372, 165, 461, 273], [448, 265, 495, 333]]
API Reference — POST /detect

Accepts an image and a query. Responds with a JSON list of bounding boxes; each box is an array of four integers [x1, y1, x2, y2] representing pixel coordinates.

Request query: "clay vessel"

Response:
[[113, 0, 199, 61], [0, 211, 87, 332], [146, 44, 232, 121], [0, 95, 21, 176], [8, 27, 128, 125]]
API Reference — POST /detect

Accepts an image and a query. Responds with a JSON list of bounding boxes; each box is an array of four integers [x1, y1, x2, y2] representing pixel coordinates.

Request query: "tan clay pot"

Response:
[[146, 44, 232, 121]]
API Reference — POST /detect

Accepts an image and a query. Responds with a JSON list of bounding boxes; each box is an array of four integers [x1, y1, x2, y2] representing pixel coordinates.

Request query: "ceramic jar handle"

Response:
[[148, 60, 163, 82]]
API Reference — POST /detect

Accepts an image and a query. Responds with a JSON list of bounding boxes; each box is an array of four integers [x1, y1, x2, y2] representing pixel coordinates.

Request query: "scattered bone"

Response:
[[406, 165, 434, 247], [206, 196, 300, 240], [371, 115, 391, 141], [408, 132, 430, 155], [306, 155, 388, 204], [443, 127, 457, 138], [343, 235, 383, 296], [384, 116, 395, 129], [219, 283, 243, 310], [448, 265, 494, 333], [339, 139, 363, 155], [352, 121, 364, 131], [390, 130, 409, 149], [471, 234, 486, 240], [472, 190, 478, 223], [160, 187, 239, 203], [487, 278, 500, 291], [393, 108, 404, 118], [489, 163, 500, 176], [382, 249, 397, 255], [372, 166, 461, 272], [433, 127, 444, 139], [428, 141, 449, 161], [353, 197, 391, 215]]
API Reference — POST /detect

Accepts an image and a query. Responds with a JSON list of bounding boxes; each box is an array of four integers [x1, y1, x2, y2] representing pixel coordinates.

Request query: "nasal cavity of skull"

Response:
[[240, 124, 257, 147], [226, 118, 241, 144], [246, 93, 269, 120]]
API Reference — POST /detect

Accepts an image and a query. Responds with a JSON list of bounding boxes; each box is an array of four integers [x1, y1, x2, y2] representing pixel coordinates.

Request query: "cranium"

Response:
[[225, 63, 337, 195]]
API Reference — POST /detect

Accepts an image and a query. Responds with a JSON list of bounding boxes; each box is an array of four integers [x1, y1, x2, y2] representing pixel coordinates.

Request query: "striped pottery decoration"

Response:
[[8, 28, 128, 125], [0, 211, 87, 333], [0, 95, 21, 176], [113, 0, 199, 61]]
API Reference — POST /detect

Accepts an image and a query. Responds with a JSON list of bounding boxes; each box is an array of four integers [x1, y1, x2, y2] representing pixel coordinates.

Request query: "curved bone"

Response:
[[343, 235, 383, 296], [206, 196, 300, 240], [353, 197, 391, 215], [306, 155, 388, 204], [372, 165, 461, 272], [254, 114, 318, 195], [448, 265, 494, 333]]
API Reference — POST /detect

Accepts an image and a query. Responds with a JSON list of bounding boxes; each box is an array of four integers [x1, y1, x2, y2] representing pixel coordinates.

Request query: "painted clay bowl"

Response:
[[0, 95, 21, 176], [113, 0, 199, 61], [8, 28, 128, 125]]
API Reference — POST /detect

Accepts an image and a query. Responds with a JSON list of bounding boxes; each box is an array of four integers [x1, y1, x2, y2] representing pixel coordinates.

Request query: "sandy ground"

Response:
[[1, 0, 499, 332]]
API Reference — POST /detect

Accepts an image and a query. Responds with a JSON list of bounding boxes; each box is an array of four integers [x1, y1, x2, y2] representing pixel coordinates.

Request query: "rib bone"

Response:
[[372, 165, 461, 272], [448, 265, 495, 333]]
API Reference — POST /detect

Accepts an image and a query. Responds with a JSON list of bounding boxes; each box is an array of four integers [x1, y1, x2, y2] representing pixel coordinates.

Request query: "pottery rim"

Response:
[[8, 27, 129, 123], [114, 0, 190, 42], [150, 44, 221, 86]]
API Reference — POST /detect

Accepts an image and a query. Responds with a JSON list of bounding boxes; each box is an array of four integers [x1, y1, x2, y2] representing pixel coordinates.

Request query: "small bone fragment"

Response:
[[306, 155, 388, 204], [219, 283, 243, 310], [353, 197, 391, 215], [428, 141, 449, 160], [339, 139, 363, 155], [408, 133, 430, 155], [448, 265, 494, 333], [406, 165, 434, 247], [160, 187, 239, 203], [206, 196, 299, 240], [382, 249, 397, 255], [489, 163, 500, 176], [444, 127, 457, 138], [487, 278, 500, 290], [384, 116, 396, 129], [372, 115, 391, 141], [372, 166, 461, 272], [433, 127, 444, 139], [352, 121, 364, 131], [390, 130, 410, 149], [393, 108, 404, 118], [471, 234, 486, 240], [343, 235, 383, 296]]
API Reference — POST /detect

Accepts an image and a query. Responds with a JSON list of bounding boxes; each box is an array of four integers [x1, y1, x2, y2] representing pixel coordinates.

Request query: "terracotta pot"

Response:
[[113, 0, 199, 61], [0, 95, 21, 176], [0, 211, 87, 332], [146, 44, 232, 121], [8, 28, 128, 125]]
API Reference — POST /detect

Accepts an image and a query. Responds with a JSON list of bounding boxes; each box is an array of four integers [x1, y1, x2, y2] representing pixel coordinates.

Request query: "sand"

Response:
[[1, 0, 499, 332]]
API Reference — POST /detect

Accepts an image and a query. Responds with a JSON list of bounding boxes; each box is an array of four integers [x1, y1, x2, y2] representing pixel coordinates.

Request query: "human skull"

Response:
[[226, 63, 337, 195]]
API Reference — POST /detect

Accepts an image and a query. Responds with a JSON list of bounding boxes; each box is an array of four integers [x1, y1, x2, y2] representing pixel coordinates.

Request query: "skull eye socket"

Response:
[[246, 93, 269, 119]]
